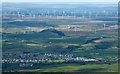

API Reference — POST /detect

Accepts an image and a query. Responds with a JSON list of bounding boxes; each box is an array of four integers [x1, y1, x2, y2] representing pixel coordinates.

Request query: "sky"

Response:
[[2, 0, 120, 2]]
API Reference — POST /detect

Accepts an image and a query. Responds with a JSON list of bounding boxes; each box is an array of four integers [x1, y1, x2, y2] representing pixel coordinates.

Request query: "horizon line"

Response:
[[2, 2, 119, 3]]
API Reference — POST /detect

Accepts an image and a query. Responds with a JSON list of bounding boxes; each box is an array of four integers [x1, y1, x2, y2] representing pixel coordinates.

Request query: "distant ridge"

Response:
[[41, 29, 65, 36]]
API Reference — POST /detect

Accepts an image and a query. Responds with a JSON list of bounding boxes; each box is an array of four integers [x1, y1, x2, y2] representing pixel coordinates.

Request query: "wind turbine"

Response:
[[104, 24, 106, 29], [22, 14, 25, 19], [33, 14, 36, 18], [63, 11, 65, 15], [103, 10, 106, 14], [67, 25, 70, 31], [17, 11, 20, 17]]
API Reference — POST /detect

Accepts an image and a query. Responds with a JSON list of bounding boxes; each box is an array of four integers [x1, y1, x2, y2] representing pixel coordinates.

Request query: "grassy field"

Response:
[[17, 64, 118, 72]]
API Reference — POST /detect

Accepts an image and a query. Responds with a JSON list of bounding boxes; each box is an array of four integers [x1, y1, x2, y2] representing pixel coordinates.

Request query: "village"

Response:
[[2, 52, 118, 67]]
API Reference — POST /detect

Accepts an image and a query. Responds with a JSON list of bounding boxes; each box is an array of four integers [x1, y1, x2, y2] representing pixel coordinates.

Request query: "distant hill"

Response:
[[3, 21, 57, 28], [4, 29, 65, 40], [41, 29, 65, 36]]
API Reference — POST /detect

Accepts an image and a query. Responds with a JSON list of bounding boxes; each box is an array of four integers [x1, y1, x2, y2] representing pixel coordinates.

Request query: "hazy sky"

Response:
[[2, 0, 120, 2]]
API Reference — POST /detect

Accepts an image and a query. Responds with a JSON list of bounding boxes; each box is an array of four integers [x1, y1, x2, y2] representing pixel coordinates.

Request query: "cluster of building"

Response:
[[2, 53, 118, 67], [2, 53, 97, 63]]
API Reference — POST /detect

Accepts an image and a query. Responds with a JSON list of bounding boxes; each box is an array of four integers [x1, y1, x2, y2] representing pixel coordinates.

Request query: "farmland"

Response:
[[2, 2, 118, 72]]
